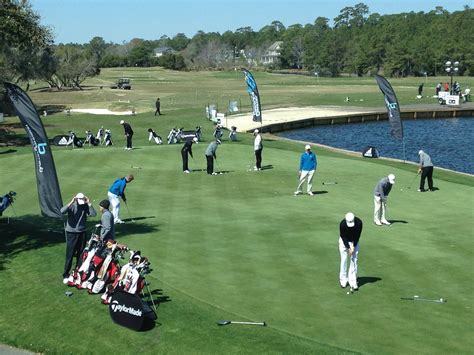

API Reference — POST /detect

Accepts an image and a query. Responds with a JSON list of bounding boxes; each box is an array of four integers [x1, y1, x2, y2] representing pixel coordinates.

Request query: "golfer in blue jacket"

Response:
[[107, 174, 134, 224], [295, 144, 317, 196]]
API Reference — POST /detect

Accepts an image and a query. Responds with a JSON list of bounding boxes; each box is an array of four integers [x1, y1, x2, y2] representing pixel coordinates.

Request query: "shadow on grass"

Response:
[[313, 191, 328, 195], [0, 149, 17, 154], [389, 220, 408, 224], [358, 276, 382, 288], [261, 164, 274, 170], [0, 214, 160, 271]]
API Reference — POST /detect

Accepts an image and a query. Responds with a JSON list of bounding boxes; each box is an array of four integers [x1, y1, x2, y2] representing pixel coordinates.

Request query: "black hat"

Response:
[[99, 199, 110, 209]]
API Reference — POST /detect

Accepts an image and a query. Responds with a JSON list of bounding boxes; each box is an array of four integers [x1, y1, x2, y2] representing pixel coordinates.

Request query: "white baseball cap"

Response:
[[345, 212, 355, 227], [75, 192, 86, 205], [388, 174, 396, 184], [305, 144, 311, 150], [254, 129, 259, 134], [120, 120, 125, 124], [192, 137, 198, 143], [418, 150, 424, 155]]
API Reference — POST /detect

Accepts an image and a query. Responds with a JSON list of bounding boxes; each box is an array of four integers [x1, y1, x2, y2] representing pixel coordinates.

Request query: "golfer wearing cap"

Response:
[[108, 174, 134, 224], [417, 150, 434, 192], [339, 212, 363, 290], [99, 199, 115, 241], [120, 120, 134, 150], [60, 193, 97, 284], [205, 139, 221, 175], [253, 129, 263, 171], [295, 144, 317, 196], [373, 174, 395, 226], [181, 137, 198, 173]]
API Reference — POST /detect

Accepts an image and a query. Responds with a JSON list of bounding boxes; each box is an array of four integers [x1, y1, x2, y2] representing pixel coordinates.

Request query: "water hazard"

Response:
[[278, 117, 474, 174]]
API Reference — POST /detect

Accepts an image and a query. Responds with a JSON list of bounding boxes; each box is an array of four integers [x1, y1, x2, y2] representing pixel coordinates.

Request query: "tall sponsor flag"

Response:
[[242, 69, 262, 122], [374, 75, 403, 139], [4, 82, 63, 218]]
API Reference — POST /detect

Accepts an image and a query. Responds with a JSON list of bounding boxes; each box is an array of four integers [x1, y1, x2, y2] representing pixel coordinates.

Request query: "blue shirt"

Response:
[[299, 151, 317, 171], [108, 177, 127, 197]]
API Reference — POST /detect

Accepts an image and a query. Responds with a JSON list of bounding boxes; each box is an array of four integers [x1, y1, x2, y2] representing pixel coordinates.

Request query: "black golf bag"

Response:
[[68, 131, 83, 148], [229, 126, 237, 141], [213, 125, 223, 140], [85, 130, 99, 146], [0, 191, 16, 216], [195, 126, 202, 141], [167, 128, 178, 144]]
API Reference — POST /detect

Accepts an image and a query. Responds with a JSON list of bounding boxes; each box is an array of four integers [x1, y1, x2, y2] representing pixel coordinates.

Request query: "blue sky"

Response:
[[31, 0, 469, 44]]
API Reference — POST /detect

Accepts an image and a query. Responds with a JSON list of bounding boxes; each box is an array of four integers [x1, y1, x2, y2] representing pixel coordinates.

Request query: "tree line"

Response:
[[1, 1, 473, 91]]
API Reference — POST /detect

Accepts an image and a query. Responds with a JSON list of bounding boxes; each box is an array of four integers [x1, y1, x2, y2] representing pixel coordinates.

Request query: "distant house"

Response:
[[261, 41, 283, 65], [154, 47, 176, 57]]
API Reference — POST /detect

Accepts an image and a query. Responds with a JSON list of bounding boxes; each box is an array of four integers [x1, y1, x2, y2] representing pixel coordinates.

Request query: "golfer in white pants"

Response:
[[373, 174, 395, 226], [339, 212, 363, 290], [295, 144, 317, 196], [107, 174, 134, 224]]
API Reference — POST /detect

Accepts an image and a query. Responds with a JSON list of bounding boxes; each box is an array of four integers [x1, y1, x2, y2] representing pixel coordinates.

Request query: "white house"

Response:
[[154, 47, 176, 57], [261, 41, 283, 65]]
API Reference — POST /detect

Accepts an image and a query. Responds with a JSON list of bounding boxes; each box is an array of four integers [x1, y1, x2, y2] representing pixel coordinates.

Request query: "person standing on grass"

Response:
[[205, 139, 221, 175], [155, 97, 161, 116], [120, 120, 134, 150], [107, 174, 134, 224], [61, 192, 97, 284], [339, 212, 363, 290], [253, 129, 263, 171], [373, 174, 395, 226], [418, 150, 434, 192], [99, 199, 115, 241], [295, 144, 317, 196], [181, 137, 198, 173]]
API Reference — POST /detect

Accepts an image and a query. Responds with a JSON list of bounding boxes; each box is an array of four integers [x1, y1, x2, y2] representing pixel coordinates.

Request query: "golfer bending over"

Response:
[[373, 174, 395, 226], [181, 137, 198, 173], [339, 212, 363, 290], [107, 174, 134, 224], [205, 139, 221, 175], [295, 144, 317, 196]]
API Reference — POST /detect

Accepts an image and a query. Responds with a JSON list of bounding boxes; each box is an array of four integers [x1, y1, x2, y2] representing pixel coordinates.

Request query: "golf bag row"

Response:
[[66, 225, 152, 305], [0, 191, 16, 216]]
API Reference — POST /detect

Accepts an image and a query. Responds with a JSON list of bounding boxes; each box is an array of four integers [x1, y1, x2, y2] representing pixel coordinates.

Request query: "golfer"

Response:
[[339, 212, 363, 290], [253, 129, 263, 171], [120, 120, 134, 150], [418, 150, 434, 192], [107, 174, 134, 224], [295, 144, 317, 196], [99, 199, 115, 241], [373, 174, 395, 226], [181, 137, 198, 173], [155, 97, 161, 116], [205, 139, 221, 175], [61, 193, 97, 284]]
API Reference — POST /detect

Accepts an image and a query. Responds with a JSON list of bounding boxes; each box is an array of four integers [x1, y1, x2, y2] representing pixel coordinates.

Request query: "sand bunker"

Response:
[[70, 108, 134, 116]]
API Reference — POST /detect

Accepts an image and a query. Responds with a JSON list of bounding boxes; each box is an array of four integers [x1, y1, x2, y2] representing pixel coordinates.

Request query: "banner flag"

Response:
[[242, 69, 262, 122], [4, 82, 63, 218], [374, 75, 403, 139]]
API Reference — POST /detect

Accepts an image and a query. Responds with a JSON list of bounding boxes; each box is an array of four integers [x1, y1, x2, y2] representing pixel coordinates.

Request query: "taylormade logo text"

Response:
[[111, 301, 143, 317]]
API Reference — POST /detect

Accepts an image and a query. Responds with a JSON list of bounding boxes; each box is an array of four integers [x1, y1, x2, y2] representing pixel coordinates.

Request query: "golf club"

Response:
[[401, 295, 447, 303], [322, 182, 338, 185], [131, 165, 142, 170], [144, 281, 157, 313], [217, 320, 266, 326], [124, 201, 134, 221], [406, 172, 419, 190]]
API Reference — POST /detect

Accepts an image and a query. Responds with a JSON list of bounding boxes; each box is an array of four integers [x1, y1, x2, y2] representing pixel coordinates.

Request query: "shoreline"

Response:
[[222, 103, 474, 133]]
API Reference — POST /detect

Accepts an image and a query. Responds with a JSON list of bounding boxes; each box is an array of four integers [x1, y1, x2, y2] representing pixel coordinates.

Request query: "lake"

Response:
[[278, 117, 474, 174]]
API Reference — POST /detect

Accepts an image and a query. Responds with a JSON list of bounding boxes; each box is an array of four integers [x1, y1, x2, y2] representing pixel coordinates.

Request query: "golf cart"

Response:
[[111, 78, 131, 90]]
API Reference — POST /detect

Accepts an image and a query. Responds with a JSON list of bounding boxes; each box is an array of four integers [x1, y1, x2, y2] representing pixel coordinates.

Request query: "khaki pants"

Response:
[[373, 196, 388, 223]]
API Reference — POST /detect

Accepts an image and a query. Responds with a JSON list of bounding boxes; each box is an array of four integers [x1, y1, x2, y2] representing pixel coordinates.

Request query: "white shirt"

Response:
[[254, 134, 262, 151]]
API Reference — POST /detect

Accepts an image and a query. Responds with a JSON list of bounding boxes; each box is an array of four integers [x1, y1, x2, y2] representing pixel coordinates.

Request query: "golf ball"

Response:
[[346, 291, 350, 294], [440, 298, 444, 302]]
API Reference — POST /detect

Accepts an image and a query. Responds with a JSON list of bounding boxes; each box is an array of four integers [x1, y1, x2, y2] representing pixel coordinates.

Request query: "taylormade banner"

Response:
[[374, 75, 403, 139], [242, 69, 262, 122], [4, 82, 63, 218]]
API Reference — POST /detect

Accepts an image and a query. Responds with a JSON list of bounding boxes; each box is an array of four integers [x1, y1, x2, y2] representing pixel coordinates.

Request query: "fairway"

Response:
[[1, 69, 473, 354]]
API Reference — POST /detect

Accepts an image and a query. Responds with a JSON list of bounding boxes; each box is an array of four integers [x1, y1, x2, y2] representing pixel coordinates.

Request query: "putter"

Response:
[[143, 281, 157, 313], [406, 173, 419, 190], [401, 296, 447, 303], [217, 320, 266, 326], [322, 182, 338, 185], [124, 201, 134, 221]]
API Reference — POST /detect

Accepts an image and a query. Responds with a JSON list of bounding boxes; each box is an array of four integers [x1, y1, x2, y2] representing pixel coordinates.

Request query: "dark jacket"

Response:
[[339, 217, 363, 248], [123, 123, 133, 136]]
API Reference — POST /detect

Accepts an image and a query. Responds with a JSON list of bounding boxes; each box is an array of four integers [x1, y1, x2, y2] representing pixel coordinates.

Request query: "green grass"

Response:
[[1, 68, 473, 354]]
